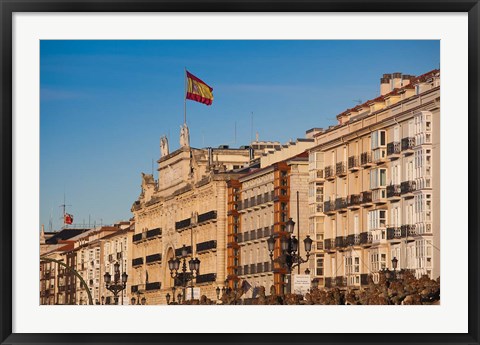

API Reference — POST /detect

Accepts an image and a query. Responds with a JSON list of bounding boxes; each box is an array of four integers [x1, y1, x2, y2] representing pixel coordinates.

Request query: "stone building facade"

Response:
[[308, 70, 440, 289], [130, 135, 261, 304], [226, 138, 316, 297]]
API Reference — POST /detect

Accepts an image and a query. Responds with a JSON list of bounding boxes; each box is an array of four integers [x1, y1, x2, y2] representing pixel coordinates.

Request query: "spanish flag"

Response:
[[186, 71, 213, 106]]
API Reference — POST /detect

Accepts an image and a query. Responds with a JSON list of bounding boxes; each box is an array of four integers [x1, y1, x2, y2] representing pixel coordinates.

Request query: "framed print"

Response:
[[1, 1, 479, 345]]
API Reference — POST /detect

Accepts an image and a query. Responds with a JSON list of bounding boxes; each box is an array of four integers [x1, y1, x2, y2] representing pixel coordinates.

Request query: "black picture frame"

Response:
[[1, 1, 478, 345]]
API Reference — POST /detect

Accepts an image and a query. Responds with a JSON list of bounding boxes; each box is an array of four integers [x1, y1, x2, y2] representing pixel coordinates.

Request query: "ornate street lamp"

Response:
[[267, 217, 313, 295], [391, 257, 398, 280], [168, 245, 201, 303], [103, 262, 128, 305]]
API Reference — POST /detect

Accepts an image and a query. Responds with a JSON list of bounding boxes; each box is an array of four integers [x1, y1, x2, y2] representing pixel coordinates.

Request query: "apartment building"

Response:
[[72, 224, 130, 305], [227, 138, 315, 297], [101, 223, 133, 305], [309, 70, 440, 289], [40, 242, 74, 305]]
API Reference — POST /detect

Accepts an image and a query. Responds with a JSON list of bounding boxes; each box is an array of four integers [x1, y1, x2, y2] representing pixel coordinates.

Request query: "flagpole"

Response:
[[184, 67, 187, 125]]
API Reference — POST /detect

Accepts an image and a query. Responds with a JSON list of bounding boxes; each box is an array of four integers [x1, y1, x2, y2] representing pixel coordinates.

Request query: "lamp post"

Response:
[[267, 217, 313, 295], [131, 291, 145, 305], [391, 256, 398, 280], [103, 262, 128, 305], [222, 278, 240, 305], [168, 245, 201, 303]]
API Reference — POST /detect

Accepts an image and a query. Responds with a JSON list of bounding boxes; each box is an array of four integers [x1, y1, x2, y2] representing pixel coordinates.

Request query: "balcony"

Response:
[[386, 184, 401, 200], [348, 156, 359, 171], [196, 273, 217, 284], [196, 240, 217, 253], [387, 227, 402, 242], [335, 197, 347, 212], [402, 224, 417, 237], [132, 233, 143, 243], [175, 245, 192, 257], [336, 162, 347, 177], [324, 239, 334, 252], [360, 191, 373, 207], [386, 141, 401, 159], [346, 234, 361, 246], [335, 236, 347, 249], [264, 226, 274, 238], [359, 232, 369, 245], [401, 137, 416, 154], [325, 166, 335, 180], [401, 180, 416, 197], [347, 194, 361, 209], [175, 218, 191, 231], [243, 265, 249, 275], [323, 200, 335, 215], [132, 257, 144, 267], [360, 152, 373, 167], [146, 227, 162, 239], [145, 282, 161, 291], [146, 253, 162, 264], [372, 188, 387, 204]]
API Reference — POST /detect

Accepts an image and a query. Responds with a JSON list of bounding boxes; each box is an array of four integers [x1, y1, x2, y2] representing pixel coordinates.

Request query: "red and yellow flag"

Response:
[[186, 71, 213, 106]]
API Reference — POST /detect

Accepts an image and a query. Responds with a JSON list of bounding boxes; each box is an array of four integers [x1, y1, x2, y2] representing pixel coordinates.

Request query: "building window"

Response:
[[371, 130, 386, 149], [316, 254, 324, 276], [368, 210, 387, 230], [370, 168, 387, 189]]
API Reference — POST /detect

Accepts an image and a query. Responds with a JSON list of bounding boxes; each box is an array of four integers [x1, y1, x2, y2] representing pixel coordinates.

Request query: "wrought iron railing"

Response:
[[387, 142, 401, 156]]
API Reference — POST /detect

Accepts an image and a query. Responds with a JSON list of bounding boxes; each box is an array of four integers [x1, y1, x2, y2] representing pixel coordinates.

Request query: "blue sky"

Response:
[[40, 40, 439, 231]]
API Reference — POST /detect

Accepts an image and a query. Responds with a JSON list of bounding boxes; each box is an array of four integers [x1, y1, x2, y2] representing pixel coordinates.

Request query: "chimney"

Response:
[[392, 72, 402, 89], [380, 75, 391, 96], [402, 74, 414, 87], [208, 147, 213, 167]]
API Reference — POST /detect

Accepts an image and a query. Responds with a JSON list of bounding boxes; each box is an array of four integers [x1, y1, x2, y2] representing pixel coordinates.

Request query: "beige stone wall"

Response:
[[131, 146, 254, 303]]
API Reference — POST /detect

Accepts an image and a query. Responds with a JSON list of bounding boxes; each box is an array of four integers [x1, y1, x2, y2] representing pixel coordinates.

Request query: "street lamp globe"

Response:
[[166, 293, 171, 305], [114, 262, 120, 273], [173, 258, 180, 271], [181, 244, 188, 258], [188, 257, 195, 271], [121, 272, 128, 284], [303, 235, 313, 253], [193, 258, 200, 271], [285, 218, 295, 234], [104, 272, 111, 284], [168, 258, 175, 271], [141, 297, 146, 305], [280, 236, 289, 251], [267, 236, 275, 252], [131, 297, 135, 305], [392, 257, 398, 270], [291, 236, 299, 252]]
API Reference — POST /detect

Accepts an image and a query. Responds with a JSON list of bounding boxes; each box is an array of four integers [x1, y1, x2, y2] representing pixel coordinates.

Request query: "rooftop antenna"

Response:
[[48, 207, 53, 232], [59, 193, 71, 229], [234, 121, 237, 146], [250, 112, 254, 143]]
